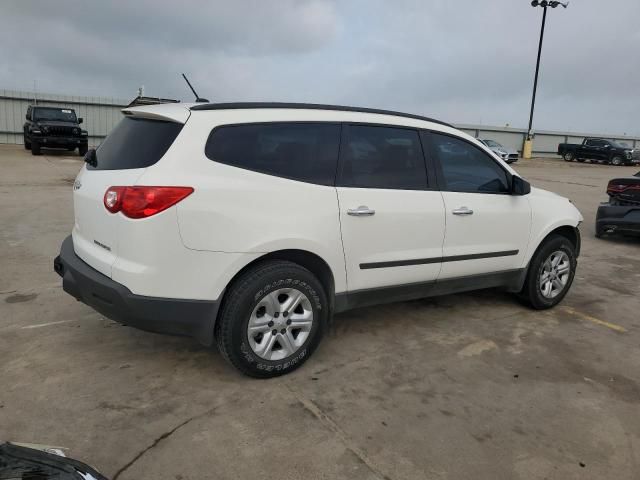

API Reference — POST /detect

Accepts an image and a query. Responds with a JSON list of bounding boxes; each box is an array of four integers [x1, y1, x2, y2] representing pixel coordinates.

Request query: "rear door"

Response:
[[423, 131, 530, 280], [336, 124, 445, 292], [72, 117, 183, 276]]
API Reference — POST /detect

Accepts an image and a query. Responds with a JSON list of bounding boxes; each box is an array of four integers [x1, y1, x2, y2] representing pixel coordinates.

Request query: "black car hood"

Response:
[[0, 443, 108, 480]]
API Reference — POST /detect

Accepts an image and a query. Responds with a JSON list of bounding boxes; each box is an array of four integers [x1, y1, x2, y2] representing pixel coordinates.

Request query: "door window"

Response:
[[338, 125, 427, 190], [428, 133, 510, 194]]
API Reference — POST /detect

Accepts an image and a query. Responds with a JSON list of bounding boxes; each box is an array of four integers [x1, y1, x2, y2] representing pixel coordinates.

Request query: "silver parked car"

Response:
[[480, 139, 519, 164]]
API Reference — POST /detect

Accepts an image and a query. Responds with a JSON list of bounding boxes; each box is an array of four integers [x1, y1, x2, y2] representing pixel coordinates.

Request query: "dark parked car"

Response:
[[596, 171, 640, 237], [558, 137, 639, 166], [23, 106, 88, 156]]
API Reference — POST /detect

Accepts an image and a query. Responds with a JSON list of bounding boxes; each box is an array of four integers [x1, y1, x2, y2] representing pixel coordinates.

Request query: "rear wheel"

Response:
[[31, 141, 41, 155], [519, 234, 577, 309], [611, 156, 623, 166], [563, 151, 574, 162], [215, 260, 328, 378]]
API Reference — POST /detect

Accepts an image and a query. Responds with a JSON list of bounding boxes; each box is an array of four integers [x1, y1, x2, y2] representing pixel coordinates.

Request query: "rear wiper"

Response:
[[84, 148, 97, 167]]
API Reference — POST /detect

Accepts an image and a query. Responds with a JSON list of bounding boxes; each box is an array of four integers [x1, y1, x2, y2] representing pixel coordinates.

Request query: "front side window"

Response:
[[205, 123, 340, 186], [338, 125, 427, 190], [428, 133, 510, 194]]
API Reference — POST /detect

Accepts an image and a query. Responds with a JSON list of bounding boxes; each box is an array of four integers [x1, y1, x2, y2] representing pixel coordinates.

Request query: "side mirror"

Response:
[[78, 117, 83, 124], [84, 148, 97, 168], [511, 176, 531, 196]]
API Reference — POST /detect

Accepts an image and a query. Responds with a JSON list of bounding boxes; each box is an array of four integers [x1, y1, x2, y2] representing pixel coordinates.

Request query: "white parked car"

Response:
[[479, 139, 519, 164], [54, 103, 583, 377]]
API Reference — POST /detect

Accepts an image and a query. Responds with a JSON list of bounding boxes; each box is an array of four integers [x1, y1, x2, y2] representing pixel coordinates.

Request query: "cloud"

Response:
[[1, 0, 639, 134]]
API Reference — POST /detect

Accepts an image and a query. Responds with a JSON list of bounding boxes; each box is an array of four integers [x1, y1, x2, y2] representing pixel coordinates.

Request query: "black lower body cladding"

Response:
[[54, 236, 220, 345]]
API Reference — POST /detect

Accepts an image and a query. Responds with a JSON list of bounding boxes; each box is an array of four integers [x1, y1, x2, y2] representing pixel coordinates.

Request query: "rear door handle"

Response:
[[452, 207, 474, 216], [347, 206, 376, 216]]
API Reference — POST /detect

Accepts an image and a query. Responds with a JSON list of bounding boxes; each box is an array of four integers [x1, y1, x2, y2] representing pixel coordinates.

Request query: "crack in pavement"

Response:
[[111, 406, 217, 480], [284, 383, 395, 480]]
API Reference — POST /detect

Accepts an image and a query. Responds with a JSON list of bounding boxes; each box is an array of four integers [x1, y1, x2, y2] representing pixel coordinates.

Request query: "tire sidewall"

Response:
[[527, 236, 577, 309], [221, 264, 328, 377], [563, 152, 574, 161]]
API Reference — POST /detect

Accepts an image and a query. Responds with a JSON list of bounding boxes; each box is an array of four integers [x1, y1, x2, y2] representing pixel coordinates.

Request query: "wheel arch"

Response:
[[527, 224, 581, 265], [213, 249, 337, 340]]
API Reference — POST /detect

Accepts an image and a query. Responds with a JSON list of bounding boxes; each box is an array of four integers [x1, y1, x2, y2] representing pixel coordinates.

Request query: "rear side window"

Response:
[[428, 132, 510, 194], [89, 117, 183, 170], [338, 125, 427, 190], [205, 123, 341, 186]]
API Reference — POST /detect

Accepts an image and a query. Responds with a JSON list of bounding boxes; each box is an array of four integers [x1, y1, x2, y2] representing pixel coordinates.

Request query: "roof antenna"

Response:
[[181, 73, 209, 103]]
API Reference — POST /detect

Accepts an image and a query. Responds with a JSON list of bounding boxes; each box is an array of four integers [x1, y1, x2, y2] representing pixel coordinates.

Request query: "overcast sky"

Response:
[[2, 0, 639, 134]]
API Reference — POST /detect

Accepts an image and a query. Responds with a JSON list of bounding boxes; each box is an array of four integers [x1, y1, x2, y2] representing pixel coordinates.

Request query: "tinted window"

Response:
[[429, 133, 510, 193], [90, 117, 183, 170], [339, 125, 427, 190], [205, 123, 340, 186]]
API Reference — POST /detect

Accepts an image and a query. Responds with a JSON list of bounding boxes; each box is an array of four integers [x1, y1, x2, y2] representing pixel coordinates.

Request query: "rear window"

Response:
[[89, 117, 183, 170], [205, 123, 341, 186]]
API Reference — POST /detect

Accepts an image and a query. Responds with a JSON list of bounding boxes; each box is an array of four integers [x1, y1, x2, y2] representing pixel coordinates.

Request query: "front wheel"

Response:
[[31, 141, 41, 155], [78, 144, 88, 156], [563, 151, 574, 162], [215, 260, 328, 378], [518, 234, 577, 309], [611, 156, 624, 166]]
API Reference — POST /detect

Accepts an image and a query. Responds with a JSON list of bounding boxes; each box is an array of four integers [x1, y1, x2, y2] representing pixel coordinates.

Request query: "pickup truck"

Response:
[[557, 137, 639, 166]]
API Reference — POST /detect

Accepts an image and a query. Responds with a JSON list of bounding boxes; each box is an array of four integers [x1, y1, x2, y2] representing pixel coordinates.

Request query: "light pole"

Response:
[[523, 0, 569, 159]]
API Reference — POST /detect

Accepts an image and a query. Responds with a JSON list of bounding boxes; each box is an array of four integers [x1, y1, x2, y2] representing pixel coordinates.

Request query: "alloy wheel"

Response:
[[539, 251, 571, 299], [247, 288, 314, 361]]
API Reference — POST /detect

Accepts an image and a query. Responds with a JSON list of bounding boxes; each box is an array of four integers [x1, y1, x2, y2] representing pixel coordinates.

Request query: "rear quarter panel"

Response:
[[135, 110, 348, 294]]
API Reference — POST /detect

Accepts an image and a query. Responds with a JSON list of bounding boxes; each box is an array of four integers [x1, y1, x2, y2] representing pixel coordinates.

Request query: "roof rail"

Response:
[[189, 102, 453, 128]]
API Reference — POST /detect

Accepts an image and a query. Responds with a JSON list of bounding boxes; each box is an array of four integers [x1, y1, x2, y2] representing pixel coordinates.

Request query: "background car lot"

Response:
[[0, 145, 639, 479]]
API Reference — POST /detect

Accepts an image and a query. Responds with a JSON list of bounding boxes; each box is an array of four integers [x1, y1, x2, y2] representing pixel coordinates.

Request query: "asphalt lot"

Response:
[[1, 144, 639, 480]]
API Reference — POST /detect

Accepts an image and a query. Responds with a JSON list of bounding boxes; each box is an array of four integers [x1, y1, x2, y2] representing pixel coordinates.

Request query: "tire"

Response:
[[563, 151, 574, 162], [215, 260, 328, 378], [611, 156, 623, 166], [31, 141, 41, 155], [518, 234, 577, 310], [595, 226, 605, 238], [24, 135, 31, 150], [78, 144, 88, 156]]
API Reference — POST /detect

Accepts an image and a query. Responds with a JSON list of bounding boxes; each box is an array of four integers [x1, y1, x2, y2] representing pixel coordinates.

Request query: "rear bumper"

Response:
[[596, 203, 640, 235], [54, 235, 219, 345]]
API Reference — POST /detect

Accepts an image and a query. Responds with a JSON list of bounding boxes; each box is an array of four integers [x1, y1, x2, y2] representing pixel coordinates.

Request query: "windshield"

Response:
[[33, 107, 77, 122], [483, 140, 502, 148]]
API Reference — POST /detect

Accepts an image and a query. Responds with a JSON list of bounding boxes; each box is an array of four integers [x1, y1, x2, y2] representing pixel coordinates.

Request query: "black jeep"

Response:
[[23, 106, 88, 156]]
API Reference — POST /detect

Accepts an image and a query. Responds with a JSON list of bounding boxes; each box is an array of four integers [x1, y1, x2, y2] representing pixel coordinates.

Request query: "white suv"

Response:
[[54, 102, 583, 377]]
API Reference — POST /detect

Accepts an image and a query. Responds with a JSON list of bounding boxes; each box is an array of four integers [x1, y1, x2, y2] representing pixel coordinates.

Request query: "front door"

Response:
[[423, 131, 531, 280], [337, 124, 446, 292]]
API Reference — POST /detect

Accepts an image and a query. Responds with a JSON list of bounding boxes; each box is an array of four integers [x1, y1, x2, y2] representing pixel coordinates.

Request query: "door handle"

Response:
[[347, 205, 376, 216], [452, 207, 474, 216]]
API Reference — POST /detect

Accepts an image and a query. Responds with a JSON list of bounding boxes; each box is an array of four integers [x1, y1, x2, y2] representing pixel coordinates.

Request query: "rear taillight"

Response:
[[103, 186, 194, 219], [607, 182, 640, 194]]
